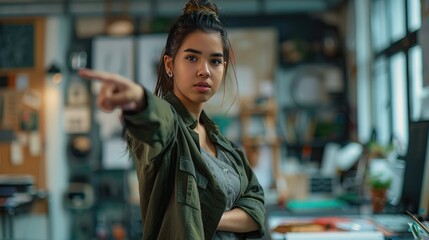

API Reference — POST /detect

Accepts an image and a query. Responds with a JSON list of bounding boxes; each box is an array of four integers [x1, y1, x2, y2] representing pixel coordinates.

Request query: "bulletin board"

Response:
[[0, 17, 47, 211]]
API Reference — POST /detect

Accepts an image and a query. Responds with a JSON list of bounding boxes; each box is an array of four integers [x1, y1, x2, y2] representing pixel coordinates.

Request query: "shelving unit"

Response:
[[279, 101, 349, 162], [240, 98, 279, 167], [276, 59, 349, 165], [239, 97, 288, 203]]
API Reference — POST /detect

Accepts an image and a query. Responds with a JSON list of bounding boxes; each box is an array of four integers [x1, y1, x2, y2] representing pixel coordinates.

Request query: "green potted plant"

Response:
[[368, 174, 392, 213]]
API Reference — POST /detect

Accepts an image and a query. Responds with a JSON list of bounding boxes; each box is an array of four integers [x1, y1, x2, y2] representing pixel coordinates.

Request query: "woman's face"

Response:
[[165, 30, 226, 108]]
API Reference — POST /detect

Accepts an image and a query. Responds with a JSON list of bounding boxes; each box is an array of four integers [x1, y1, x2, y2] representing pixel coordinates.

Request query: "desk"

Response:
[[265, 201, 420, 240], [0, 194, 34, 240], [268, 212, 417, 240]]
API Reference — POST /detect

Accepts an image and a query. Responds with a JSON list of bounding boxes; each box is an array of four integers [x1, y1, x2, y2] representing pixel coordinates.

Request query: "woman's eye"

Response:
[[186, 56, 197, 62], [211, 58, 222, 65]]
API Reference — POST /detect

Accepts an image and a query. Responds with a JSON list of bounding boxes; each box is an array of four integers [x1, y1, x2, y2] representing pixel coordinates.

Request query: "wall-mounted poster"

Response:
[[64, 106, 91, 134], [92, 37, 134, 94], [0, 90, 22, 130], [227, 28, 278, 97], [137, 34, 167, 91]]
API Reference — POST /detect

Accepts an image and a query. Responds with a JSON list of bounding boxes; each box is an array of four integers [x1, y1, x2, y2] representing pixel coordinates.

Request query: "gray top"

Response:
[[201, 146, 241, 240]]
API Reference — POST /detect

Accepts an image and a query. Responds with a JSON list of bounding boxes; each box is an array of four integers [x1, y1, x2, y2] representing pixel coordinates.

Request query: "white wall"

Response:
[[355, 0, 372, 144], [44, 16, 71, 240]]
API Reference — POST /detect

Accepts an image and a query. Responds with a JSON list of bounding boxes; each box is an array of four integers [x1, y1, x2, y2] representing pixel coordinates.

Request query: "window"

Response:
[[371, 0, 389, 52], [408, 0, 422, 32], [372, 57, 391, 145], [390, 52, 408, 154], [368, 0, 421, 151], [388, 0, 406, 42], [409, 45, 423, 121]]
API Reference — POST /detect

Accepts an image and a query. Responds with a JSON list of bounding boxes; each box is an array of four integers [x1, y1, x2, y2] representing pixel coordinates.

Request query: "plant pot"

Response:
[[371, 188, 387, 213]]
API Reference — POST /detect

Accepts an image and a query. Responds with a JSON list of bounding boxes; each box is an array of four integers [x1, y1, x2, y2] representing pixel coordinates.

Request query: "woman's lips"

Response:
[[194, 83, 210, 92]]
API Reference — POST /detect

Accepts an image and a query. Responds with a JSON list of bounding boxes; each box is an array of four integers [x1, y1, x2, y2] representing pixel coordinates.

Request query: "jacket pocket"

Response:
[[178, 156, 208, 209], [178, 156, 208, 189]]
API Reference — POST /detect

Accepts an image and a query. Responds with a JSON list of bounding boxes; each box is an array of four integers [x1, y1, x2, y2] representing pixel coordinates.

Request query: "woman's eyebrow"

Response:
[[184, 48, 201, 54], [184, 48, 224, 57], [211, 52, 224, 57]]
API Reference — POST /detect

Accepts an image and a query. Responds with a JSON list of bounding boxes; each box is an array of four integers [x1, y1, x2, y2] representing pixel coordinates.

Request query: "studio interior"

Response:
[[1, 0, 429, 239]]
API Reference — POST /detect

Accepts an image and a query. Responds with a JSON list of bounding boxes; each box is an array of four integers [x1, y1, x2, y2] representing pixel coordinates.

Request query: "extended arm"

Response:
[[79, 68, 174, 162]]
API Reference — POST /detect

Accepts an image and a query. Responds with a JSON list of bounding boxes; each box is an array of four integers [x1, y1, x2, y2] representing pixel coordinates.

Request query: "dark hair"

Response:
[[154, 0, 236, 98]]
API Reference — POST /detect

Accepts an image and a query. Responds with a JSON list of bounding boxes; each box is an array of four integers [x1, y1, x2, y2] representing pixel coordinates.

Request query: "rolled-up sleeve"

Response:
[[232, 148, 266, 238]]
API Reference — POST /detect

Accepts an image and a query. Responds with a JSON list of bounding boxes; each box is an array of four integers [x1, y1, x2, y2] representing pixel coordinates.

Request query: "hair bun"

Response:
[[183, 0, 219, 18]]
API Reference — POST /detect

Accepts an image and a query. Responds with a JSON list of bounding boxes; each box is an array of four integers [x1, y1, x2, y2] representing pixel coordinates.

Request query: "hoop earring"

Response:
[[167, 71, 173, 78]]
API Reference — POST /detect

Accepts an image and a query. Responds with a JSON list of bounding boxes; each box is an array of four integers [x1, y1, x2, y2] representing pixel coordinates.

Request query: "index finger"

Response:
[[78, 68, 116, 84], [79, 68, 132, 86]]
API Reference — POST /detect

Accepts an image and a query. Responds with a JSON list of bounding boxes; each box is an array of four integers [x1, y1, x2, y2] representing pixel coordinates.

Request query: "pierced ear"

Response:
[[164, 55, 173, 74], [223, 61, 228, 70]]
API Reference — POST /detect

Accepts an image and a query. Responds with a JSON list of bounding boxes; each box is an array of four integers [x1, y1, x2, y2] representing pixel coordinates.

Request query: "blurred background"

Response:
[[1, 0, 429, 239]]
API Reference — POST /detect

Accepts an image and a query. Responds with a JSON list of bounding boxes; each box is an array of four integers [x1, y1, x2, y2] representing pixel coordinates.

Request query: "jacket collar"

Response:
[[164, 91, 220, 135]]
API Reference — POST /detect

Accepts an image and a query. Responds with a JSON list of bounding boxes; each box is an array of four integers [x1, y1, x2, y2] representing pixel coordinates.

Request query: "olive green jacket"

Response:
[[123, 90, 266, 240]]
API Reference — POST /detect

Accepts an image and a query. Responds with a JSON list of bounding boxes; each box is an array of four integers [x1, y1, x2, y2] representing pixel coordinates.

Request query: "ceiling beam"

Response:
[[0, 0, 345, 17]]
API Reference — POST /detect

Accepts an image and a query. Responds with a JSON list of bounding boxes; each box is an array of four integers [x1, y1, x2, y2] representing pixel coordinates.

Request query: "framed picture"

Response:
[[0, 18, 44, 71]]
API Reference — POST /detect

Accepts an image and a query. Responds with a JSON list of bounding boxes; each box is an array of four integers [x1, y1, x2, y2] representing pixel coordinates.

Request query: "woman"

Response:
[[79, 0, 266, 239]]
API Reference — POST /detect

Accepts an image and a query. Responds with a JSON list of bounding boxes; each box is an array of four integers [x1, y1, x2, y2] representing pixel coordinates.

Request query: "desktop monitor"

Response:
[[400, 120, 429, 218]]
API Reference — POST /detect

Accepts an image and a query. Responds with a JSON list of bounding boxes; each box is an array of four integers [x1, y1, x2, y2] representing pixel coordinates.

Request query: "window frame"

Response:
[[369, 0, 420, 150]]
